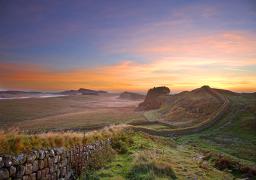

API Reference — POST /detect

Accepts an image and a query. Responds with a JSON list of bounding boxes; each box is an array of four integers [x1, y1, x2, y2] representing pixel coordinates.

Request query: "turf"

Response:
[[84, 133, 235, 180], [176, 93, 256, 164]]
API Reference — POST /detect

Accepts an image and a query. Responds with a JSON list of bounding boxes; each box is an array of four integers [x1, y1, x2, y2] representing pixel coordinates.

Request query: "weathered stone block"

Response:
[[41, 169, 46, 178], [0, 157, 4, 168], [38, 150, 45, 160], [51, 172, 57, 180], [25, 163, 33, 175], [30, 173, 36, 180], [49, 149, 55, 157], [43, 158, 48, 168], [9, 165, 16, 177], [32, 160, 38, 172], [56, 169, 60, 178], [61, 166, 67, 177], [45, 167, 49, 175], [26, 153, 36, 163], [15, 154, 26, 165], [33, 151, 39, 159], [0, 168, 9, 179], [16, 165, 25, 178], [48, 157, 54, 168], [49, 166, 54, 174], [36, 170, 42, 179], [3, 155, 13, 167], [38, 160, 44, 169], [22, 175, 29, 180]]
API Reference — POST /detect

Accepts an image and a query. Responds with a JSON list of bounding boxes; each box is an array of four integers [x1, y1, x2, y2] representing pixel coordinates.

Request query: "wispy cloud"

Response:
[[1, 56, 255, 92]]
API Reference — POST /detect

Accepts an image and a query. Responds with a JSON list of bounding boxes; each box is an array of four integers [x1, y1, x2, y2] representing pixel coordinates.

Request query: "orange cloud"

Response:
[[0, 57, 255, 93]]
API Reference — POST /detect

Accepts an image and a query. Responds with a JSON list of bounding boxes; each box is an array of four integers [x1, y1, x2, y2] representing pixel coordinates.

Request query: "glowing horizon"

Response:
[[0, 1, 255, 92]]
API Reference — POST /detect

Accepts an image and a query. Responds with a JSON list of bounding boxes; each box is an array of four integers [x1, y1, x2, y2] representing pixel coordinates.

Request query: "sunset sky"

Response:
[[0, 0, 256, 92]]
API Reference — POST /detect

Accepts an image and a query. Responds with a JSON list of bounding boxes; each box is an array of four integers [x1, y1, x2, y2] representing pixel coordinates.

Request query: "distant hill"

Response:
[[0, 88, 108, 98], [0, 90, 41, 98], [119, 91, 145, 100], [59, 88, 108, 95]]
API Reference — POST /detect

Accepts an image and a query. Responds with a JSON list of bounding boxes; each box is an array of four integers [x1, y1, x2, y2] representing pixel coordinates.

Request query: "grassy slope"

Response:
[[176, 93, 256, 164], [88, 132, 234, 180], [143, 87, 223, 128]]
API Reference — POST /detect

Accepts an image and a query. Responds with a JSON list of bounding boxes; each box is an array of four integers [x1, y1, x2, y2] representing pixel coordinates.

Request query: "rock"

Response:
[[61, 166, 67, 177], [15, 154, 27, 165], [32, 160, 38, 172], [0, 157, 4, 168], [16, 165, 25, 177], [25, 163, 33, 175], [30, 173, 36, 180], [48, 157, 54, 168], [9, 166, 16, 177], [0, 168, 9, 179], [49, 149, 55, 157], [33, 151, 39, 159], [38, 160, 44, 169], [44, 167, 49, 175], [38, 150, 45, 160], [41, 169, 46, 178], [3, 155, 13, 167], [54, 155, 59, 163], [36, 170, 42, 179], [22, 175, 29, 180], [26, 153, 36, 163], [137, 86, 170, 111], [43, 158, 48, 167]]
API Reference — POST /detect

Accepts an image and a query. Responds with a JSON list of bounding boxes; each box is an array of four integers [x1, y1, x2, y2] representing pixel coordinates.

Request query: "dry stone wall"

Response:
[[0, 139, 111, 180]]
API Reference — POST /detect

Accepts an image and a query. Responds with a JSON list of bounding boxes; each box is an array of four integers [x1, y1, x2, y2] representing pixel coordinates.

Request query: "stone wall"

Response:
[[0, 139, 111, 180]]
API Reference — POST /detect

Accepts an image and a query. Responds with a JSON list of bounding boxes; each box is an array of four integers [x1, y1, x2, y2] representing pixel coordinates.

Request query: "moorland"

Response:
[[0, 86, 255, 179]]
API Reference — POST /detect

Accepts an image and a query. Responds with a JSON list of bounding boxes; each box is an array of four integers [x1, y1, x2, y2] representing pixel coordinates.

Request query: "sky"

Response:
[[0, 0, 256, 92]]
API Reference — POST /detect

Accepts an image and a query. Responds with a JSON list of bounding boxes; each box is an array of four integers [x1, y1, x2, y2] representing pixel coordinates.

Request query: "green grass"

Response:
[[176, 94, 256, 164], [84, 132, 235, 180]]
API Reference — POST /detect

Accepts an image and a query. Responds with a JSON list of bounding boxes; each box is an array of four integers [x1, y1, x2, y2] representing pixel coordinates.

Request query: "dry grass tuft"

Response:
[[0, 125, 130, 155]]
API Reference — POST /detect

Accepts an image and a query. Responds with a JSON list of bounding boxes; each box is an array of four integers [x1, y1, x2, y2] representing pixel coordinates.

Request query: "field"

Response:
[[0, 94, 145, 131], [0, 89, 255, 179], [177, 93, 256, 163]]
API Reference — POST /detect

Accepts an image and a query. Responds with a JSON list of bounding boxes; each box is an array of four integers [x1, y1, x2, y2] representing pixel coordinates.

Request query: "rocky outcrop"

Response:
[[137, 86, 170, 111], [119, 92, 145, 100], [0, 140, 111, 180]]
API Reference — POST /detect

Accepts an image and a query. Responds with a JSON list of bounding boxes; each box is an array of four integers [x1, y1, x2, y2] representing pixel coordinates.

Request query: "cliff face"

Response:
[[136, 86, 170, 111]]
